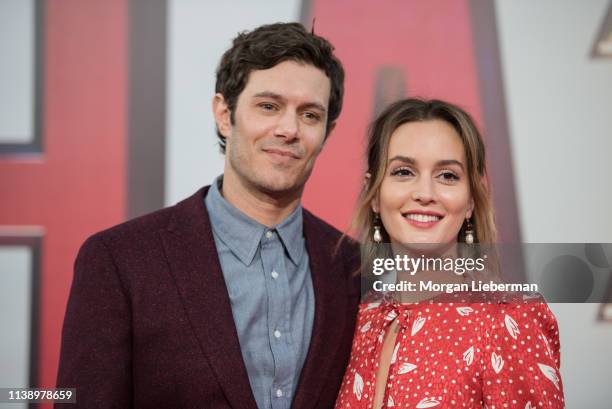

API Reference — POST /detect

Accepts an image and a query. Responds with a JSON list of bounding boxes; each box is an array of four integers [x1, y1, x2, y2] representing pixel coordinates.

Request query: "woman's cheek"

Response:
[[437, 188, 471, 213]]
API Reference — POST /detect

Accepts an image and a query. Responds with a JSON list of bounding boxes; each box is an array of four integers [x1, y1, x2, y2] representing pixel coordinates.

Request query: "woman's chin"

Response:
[[391, 240, 455, 257]]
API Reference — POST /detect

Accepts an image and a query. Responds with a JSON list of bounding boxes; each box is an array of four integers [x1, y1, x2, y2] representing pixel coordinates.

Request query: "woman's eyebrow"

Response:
[[435, 159, 464, 170], [387, 156, 465, 171], [388, 155, 416, 164]]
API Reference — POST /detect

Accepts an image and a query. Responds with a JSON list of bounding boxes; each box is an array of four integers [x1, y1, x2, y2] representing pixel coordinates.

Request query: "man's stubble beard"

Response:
[[227, 142, 311, 200]]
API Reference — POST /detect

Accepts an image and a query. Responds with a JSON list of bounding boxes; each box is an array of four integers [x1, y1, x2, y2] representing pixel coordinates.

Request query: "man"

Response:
[[56, 23, 360, 409]]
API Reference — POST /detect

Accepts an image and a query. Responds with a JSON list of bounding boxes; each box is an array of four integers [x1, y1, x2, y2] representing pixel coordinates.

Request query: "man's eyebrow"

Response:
[[252, 92, 327, 113], [252, 91, 284, 101], [301, 101, 327, 113], [387, 156, 465, 170]]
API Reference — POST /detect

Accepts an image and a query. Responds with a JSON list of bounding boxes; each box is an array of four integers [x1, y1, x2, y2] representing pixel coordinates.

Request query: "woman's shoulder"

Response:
[[479, 292, 559, 328], [478, 292, 562, 366]]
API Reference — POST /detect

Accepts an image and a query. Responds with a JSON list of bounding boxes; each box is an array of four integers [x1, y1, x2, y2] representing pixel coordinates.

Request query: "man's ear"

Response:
[[365, 172, 380, 213], [321, 121, 336, 147], [326, 121, 336, 137], [212, 93, 232, 138]]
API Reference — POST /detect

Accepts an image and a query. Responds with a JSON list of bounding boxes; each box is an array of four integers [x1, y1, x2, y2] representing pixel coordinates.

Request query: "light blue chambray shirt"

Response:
[[204, 176, 314, 409]]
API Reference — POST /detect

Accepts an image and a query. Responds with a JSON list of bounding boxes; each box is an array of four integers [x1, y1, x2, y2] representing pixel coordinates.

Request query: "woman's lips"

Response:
[[403, 213, 443, 229]]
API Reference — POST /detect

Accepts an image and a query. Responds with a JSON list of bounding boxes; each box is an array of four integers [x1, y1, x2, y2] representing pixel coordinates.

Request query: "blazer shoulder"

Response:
[[82, 187, 209, 251], [302, 208, 360, 260], [85, 204, 174, 250], [303, 209, 350, 241]]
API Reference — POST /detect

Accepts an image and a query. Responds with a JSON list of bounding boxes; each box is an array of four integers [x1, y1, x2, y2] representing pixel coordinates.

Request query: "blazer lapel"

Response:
[[159, 187, 258, 409], [292, 210, 349, 409]]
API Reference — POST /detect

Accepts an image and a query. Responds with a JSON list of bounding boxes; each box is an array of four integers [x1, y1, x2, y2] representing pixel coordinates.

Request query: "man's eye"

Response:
[[259, 103, 277, 111], [303, 112, 321, 121], [390, 167, 414, 177]]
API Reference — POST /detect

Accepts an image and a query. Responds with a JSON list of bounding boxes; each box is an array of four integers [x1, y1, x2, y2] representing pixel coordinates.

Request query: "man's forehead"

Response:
[[241, 60, 331, 105]]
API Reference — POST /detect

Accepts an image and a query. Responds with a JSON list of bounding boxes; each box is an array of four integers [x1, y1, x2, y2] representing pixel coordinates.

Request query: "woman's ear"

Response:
[[365, 173, 381, 213], [212, 93, 232, 138], [371, 197, 380, 214], [467, 175, 488, 219], [466, 197, 474, 219]]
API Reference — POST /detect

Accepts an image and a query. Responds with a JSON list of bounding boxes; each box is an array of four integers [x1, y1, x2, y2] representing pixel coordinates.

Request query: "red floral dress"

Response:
[[334, 293, 564, 408]]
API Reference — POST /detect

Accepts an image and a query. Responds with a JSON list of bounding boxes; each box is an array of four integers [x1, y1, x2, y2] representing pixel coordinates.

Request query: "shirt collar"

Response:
[[204, 176, 304, 266], [275, 202, 304, 265]]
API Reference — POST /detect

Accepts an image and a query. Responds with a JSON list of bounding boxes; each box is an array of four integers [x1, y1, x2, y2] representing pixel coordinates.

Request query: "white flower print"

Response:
[[456, 306, 474, 316], [364, 302, 381, 311], [540, 333, 553, 358], [491, 352, 504, 374], [463, 346, 474, 366], [387, 395, 394, 407], [353, 372, 364, 400], [416, 397, 440, 408], [391, 342, 400, 364], [504, 314, 520, 340], [385, 310, 398, 321], [538, 363, 560, 390], [398, 362, 417, 374], [525, 402, 536, 409], [411, 316, 426, 336], [360, 321, 372, 333]]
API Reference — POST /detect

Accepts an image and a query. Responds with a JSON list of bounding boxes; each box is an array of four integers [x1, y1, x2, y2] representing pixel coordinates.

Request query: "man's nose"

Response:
[[274, 110, 299, 141], [411, 176, 435, 204]]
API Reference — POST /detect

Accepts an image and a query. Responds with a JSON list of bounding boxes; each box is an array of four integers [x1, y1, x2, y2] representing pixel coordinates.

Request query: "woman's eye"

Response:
[[390, 167, 414, 177], [438, 171, 459, 182]]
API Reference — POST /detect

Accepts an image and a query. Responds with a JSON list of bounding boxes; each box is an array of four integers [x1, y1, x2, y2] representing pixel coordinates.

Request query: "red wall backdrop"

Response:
[[0, 0, 128, 394], [302, 0, 484, 231]]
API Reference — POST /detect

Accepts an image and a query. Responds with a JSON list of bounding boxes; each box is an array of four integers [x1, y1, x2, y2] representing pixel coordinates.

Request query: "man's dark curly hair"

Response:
[[215, 22, 345, 153]]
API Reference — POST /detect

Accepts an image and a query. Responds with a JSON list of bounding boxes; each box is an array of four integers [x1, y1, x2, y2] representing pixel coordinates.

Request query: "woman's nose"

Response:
[[410, 177, 435, 204]]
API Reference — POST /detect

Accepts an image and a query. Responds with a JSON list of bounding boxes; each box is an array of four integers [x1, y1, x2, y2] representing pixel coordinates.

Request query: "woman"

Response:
[[335, 99, 564, 408]]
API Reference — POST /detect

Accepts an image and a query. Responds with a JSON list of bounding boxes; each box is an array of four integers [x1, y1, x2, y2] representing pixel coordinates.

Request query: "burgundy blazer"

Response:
[[56, 187, 360, 409]]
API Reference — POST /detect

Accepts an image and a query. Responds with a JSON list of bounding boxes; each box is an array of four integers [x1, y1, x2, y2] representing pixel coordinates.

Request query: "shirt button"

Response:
[[265, 231, 274, 239], [271, 270, 279, 279], [275, 389, 283, 398], [274, 329, 281, 338]]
